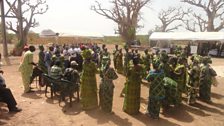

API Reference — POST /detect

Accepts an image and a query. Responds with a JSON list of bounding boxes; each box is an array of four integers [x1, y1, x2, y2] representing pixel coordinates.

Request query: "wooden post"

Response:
[[18, 0, 24, 44], [0, 0, 8, 57]]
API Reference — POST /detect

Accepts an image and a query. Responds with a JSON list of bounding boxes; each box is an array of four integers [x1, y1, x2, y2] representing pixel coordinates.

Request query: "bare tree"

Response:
[[6, 0, 48, 55], [91, 0, 151, 45], [182, 0, 224, 32], [183, 11, 207, 32], [156, 7, 186, 32]]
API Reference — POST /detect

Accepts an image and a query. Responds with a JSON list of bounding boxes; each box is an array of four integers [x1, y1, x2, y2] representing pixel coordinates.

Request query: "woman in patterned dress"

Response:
[[123, 57, 143, 115], [80, 49, 98, 110], [99, 57, 118, 113], [116, 49, 123, 74], [146, 60, 165, 119]]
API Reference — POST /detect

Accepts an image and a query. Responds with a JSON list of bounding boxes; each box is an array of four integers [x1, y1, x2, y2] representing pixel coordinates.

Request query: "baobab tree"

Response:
[[182, 0, 224, 32], [91, 0, 151, 45], [6, 0, 48, 55]]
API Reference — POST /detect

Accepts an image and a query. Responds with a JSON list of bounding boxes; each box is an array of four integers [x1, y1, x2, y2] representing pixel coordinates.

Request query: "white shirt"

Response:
[[68, 48, 74, 55]]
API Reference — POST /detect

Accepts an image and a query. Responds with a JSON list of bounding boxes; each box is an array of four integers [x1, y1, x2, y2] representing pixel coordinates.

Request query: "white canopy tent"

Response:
[[150, 32, 224, 42], [149, 32, 224, 55]]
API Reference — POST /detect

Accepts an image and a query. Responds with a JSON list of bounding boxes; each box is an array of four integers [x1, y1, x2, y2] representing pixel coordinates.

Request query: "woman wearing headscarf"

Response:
[[199, 56, 217, 103], [123, 57, 143, 115], [116, 49, 124, 74], [80, 49, 98, 110], [146, 60, 165, 119], [174, 57, 187, 106], [99, 56, 118, 113]]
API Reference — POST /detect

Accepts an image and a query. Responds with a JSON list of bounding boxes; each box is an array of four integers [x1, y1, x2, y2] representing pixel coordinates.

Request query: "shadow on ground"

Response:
[[162, 104, 194, 123], [86, 109, 133, 126], [133, 112, 181, 126], [211, 92, 224, 100], [21, 92, 42, 99], [192, 102, 224, 115], [0, 107, 18, 125]]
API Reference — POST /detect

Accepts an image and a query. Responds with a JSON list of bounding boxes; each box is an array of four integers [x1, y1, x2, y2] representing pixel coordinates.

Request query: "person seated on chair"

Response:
[[62, 61, 80, 101], [64, 61, 80, 84], [0, 70, 22, 113], [50, 60, 63, 80]]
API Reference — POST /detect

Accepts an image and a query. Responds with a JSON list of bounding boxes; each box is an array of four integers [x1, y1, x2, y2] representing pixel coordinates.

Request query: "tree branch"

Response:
[[5, 0, 48, 42], [166, 24, 182, 32], [157, 7, 186, 32], [6, 21, 18, 34], [182, 0, 224, 31], [91, 1, 119, 23], [181, 0, 207, 10]]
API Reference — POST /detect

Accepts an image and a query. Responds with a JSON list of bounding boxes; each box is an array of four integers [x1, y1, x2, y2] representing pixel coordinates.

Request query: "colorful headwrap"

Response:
[[160, 51, 169, 62], [124, 44, 128, 50], [102, 55, 110, 66], [39, 45, 44, 49], [101, 55, 110, 72], [191, 54, 202, 63], [39, 45, 44, 50], [202, 56, 212, 64], [82, 49, 92, 60], [152, 58, 160, 69]]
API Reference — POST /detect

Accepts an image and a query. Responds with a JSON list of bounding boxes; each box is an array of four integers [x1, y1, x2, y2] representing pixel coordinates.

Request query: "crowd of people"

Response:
[[0, 43, 218, 119]]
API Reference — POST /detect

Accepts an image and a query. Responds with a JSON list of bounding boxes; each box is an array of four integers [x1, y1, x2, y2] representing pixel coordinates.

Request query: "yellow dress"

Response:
[[19, 51, 34, 93]]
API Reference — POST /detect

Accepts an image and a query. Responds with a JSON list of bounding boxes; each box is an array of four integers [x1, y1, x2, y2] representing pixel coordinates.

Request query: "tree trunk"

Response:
[[11, 41, 25, 56], [207, 16, 215, 32], [11, 33, 27, 56], [121, 26, 136, 46], [0, 0, 9, 57]]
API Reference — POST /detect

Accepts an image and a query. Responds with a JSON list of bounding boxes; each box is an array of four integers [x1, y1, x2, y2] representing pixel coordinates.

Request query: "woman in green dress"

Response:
[[141, 49, 151, 78], [116, 49, 123, 74], [174, 58, 186, 106], [112, 44, 119, 70], [146, 60, 165, 119], [38, 45, 47, 74], [199, 56, 217, 102], [99, 57, 118, 113], [187, 60, 200, 105], [80, 49, 98, 110], [123, 57, 143, 115]]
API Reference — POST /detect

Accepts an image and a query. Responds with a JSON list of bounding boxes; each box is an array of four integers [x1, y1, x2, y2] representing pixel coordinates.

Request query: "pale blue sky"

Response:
[[31, 0, 185, 36]]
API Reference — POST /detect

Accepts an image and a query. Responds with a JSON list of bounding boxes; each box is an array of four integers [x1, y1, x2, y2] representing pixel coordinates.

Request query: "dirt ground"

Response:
[[0, 44, 224, 126]]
